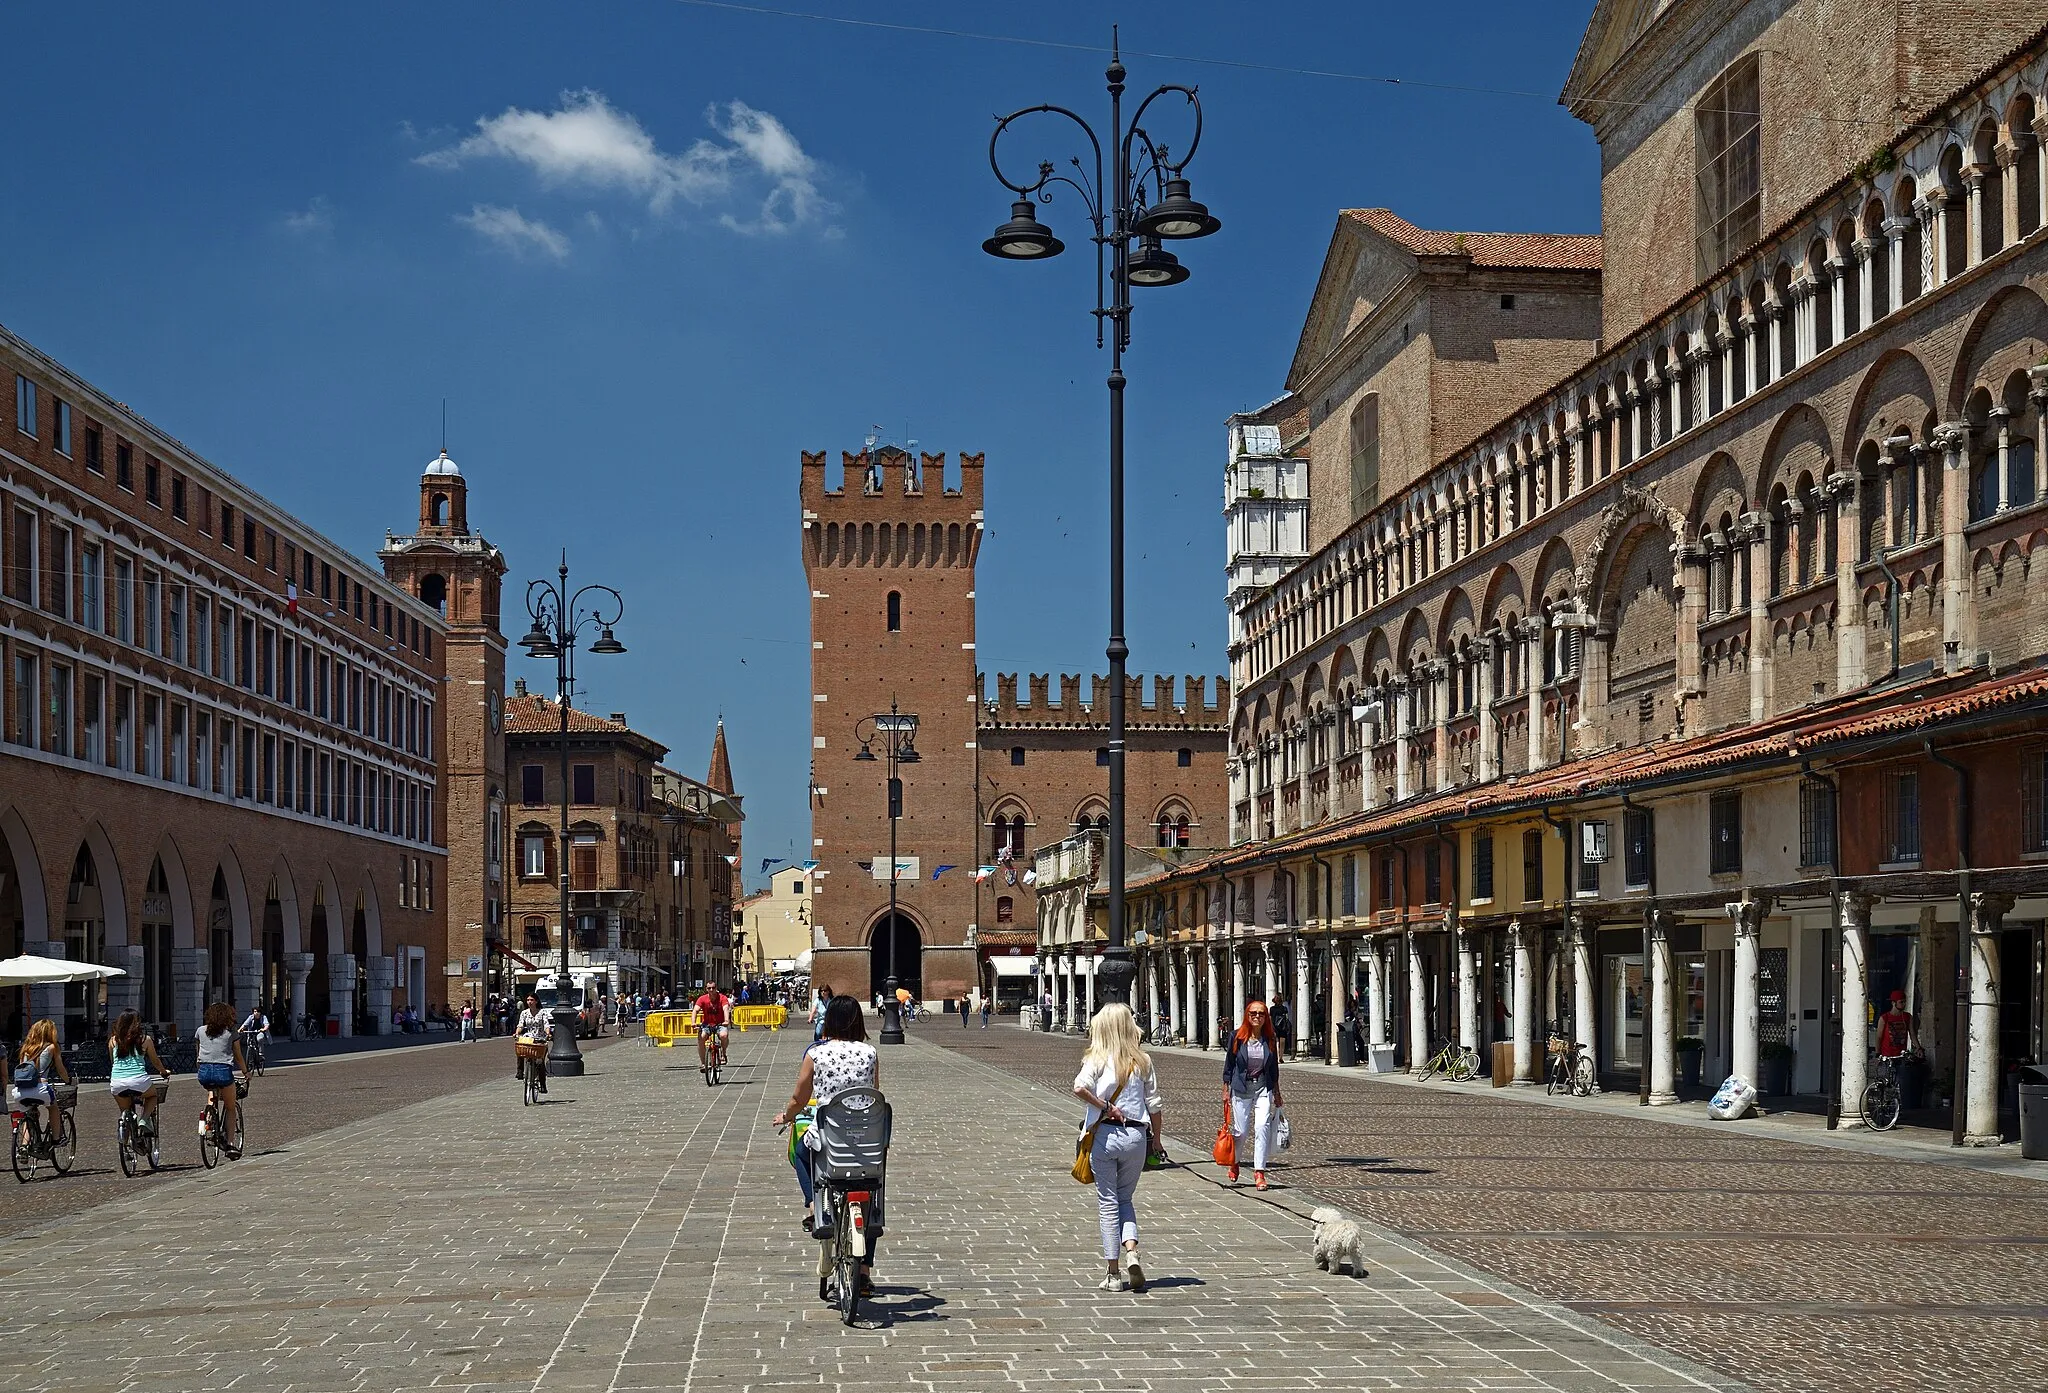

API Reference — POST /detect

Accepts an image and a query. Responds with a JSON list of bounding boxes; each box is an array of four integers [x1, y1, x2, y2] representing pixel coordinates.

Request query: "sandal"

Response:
[[1227, 1163, 1240, 1184], [1254, 1171, 1269, 1191]]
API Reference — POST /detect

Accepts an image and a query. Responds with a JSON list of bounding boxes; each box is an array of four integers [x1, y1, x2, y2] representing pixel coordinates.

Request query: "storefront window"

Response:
[[1605, 954, 1644, 1070]]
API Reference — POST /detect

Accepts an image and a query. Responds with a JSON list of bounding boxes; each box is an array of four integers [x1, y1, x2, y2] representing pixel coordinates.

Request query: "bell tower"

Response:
[[381, 448, 509, 1010]]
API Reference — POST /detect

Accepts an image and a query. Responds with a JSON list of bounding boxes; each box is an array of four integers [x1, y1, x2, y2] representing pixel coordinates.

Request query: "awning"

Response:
[[988, 957, 1037, 978]]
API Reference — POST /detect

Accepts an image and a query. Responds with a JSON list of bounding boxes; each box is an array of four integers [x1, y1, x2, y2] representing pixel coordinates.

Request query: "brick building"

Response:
[[801, 446, 1226, 1007], [502, 693, 741, 998], [0, 322, 448, 1047], [1125, 6, 2048, 1146]]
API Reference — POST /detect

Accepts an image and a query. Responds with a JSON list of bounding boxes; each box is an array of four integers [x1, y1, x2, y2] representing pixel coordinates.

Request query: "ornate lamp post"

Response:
[[517, 554, 625, 1077], [981, 30, 1220, 1006], [854, 703, 920, 1044]]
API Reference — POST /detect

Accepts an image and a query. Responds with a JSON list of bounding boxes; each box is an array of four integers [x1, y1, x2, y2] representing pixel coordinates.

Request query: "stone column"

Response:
[[1570, 911, 1599, 1091], [1964, 166, 1988, 268], [1168, 946, 1185, 1043], [1727, 896, 1767, 1089], [1456, 927, 1479, 1059], [1293, 940, 1312, 1056], [103, 944, 144, 1021], [328, 953, 358, 1037], [1406, 932, 1429, 1070], [172, 947, 210, 1038], [1935, 422, 1972, 666], [1511, 920, 1537, 1084], [1761, 301, 1783, 386], [2036, 114, 2048, 236], [1924, 191, 1952, 285], [284, 952, 314, 1029], [231, 948, 264, 1016], [1392, 678, 1413, 802], [1963, 893, 2013, 1146], [364, 955, 396, 1035], [1839, 892, 1875, 1127], [1745, 512, 1773, 720], [1522, 617, 1546, 771], [1230, 940, 1247, 1034], [1430, 660, 1452, 794], [2030, 372, 2048, 505], [1366, 937, 1388, 1048], [1082, 952, 1095, 1024], [1260, 939, 1278, 1014], [1827, 472, 1865, 692], [1825, 260, 1847, 347], [1476, 634, 1499, 782], [1205, 942, 1221, 1049], [1853, 237, 1877, 325], [1647, 911, 1677, 1106], [1998, 143, 2021, 251]]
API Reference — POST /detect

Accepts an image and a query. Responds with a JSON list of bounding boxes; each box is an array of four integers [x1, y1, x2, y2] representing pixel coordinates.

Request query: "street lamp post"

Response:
[[518, 553, 626, 1077], [854, 703, 920, 1045], [982, 29, 1219, 1007]]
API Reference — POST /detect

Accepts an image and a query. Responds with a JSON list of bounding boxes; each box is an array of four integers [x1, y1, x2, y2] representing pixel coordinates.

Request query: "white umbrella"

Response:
[[0, 955, 126, 989], [795, 949, 815, 972]]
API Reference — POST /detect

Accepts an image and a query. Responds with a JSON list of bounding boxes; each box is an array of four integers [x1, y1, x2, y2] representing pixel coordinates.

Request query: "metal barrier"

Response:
[[733, 1006, 787, 1031], [642, 1011, 698, 1046]]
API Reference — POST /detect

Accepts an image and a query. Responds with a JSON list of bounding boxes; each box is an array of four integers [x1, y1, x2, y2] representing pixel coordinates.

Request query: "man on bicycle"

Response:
[[515, 994, 553, 1093], [238, 1005, 270, 1068], [695, 985, 731, 1073]]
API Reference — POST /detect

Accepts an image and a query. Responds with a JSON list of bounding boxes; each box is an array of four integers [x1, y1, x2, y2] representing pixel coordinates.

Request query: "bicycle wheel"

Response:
[[1546, 1057, 1566, 1096], [117, 1116, 139, 1178], [199, 1107, 220, 1169], [835, 1222, 860, 1326], [1449, 1049, 1476, 1083], [1863, 1080, 1901, 1131], [1572, 1054, 1595, 1097], [11, 1121, 31, 1182], [50, 1110, 75, 1174], [146, 1118, 164, 1172], [1419, 1054, 1440, 1082], [228, 1109, 245, 1160]]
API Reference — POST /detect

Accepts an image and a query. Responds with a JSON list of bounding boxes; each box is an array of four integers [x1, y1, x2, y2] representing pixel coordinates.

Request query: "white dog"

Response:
[[1310, 1206, 1368, 1278]]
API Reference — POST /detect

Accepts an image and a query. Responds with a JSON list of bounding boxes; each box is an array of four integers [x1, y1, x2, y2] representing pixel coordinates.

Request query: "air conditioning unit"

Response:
[[1580, 819, 1611, 864]]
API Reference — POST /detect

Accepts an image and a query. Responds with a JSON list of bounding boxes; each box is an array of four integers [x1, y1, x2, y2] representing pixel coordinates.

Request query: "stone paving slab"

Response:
[[0, 1027, 1748, 1393]]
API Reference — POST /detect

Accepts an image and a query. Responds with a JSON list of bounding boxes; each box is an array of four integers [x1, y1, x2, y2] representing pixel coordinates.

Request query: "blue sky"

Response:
[[1, 2, 1597, 889]]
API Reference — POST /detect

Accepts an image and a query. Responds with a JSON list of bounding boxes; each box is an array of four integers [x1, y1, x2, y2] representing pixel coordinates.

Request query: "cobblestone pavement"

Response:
[[0, 1023, 1744, 1393], [924, 1022, 2048, 1393], [2, 1033, 622, 1238]]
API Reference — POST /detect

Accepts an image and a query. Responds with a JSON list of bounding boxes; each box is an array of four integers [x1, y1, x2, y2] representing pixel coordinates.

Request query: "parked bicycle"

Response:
[[116, 1078, 170, 1176], [1862, 1052, 1912, 1131], [9, 1081, 77, 1182], [198, 1074, 247, 1168], [1545, 1034, 1595, 1096], [1418, 1038, 1478, 1082]]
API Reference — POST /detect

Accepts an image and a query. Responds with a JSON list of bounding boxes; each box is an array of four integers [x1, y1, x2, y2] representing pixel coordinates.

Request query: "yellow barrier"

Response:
[[642, 1011, 698, 1046], [733, 1006, 787, 1032]]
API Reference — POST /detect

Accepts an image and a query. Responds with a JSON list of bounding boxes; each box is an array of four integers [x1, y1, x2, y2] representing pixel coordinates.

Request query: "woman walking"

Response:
[[1224, 999, 1283, 1191], [1072, 1002, 1163, 1292]]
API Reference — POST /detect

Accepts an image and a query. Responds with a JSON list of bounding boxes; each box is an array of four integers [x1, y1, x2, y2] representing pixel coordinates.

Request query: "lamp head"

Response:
[[1125, 235, 1190, 287], [983, 200, 1064, 260], [589, 625, 626, 656], [1135, 178, 1220, 239], [519, 620, 559, 658], [853, 743, 877, 763]]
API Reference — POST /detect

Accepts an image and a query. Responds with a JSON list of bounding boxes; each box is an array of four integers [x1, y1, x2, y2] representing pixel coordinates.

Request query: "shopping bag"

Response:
[[1211, 1088, 1236, 1167], [1273, 1107, 1292, 1151]]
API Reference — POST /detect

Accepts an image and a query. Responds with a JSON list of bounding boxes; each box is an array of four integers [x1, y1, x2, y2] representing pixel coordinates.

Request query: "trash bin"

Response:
[[2018, 1065, 2048, 1162], [1491, 1040, 1514, 1087], [1337, 1024, 1360, 1067]]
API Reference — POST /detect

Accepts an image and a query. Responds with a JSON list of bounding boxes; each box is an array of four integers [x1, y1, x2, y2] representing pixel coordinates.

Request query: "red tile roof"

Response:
[[1345, 208, 1603, 271], [503, 694, 629, 736]]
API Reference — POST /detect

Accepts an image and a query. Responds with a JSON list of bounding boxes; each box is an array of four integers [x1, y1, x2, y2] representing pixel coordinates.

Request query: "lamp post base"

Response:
[[879, 974, 906, 1045], [1094, 948, 1136, 1007], [547, 1004, 586, 1076]]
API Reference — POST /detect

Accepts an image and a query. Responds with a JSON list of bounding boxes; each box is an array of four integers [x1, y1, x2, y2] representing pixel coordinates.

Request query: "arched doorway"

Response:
[[207, 869, 234, 1008], [867, 912, 923, 1002], [351, 893, 370, 1035], [308, 894, 331, 1026], [141, 858, 176, 1026], [65, 845, 109, 1043], [1, 827, 28, 1044], [262, 879, 286, 1017]]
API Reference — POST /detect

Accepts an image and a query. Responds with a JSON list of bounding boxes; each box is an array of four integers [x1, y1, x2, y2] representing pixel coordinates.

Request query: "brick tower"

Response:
[[380, 449, 508, 1010], [802, 447, 982, 1003]]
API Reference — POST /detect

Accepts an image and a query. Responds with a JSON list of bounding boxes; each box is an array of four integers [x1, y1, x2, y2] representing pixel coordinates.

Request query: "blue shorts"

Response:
[[196, 1064, 236, 1090]]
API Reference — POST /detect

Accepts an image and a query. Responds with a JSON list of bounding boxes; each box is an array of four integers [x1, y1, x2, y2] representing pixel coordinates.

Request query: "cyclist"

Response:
[[695, 984, 732, 1074], [107, 1010, 169, 1128], [9, 1018, 68, 1142], [238, 1005, 270, 1071], [774, 995, 882, 1291], [194, 1002, 248, 1158], [515, 994, 552, 1094]]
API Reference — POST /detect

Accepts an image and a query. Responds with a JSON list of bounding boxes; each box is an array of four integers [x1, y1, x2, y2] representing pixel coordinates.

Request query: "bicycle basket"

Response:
[[233, 1075, 250, 1101], [812, 1086, 891, 1183]]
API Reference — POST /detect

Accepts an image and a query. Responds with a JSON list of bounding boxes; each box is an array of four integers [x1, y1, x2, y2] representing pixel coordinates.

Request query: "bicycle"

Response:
[[1862, 1052, 1911, 1131], [1545, 1035, 1595, 1097], [116, 1079, 170, 1177], [198, 1075, 247, 1168], [699, 1028, 724, 1086], [240, 1030, 267, 1078], [9, 1083, 78, 1182], [808, 1085, 891, 1327], [516, 1038, 549, 1106], [1418, 1039, 1478, 1082]]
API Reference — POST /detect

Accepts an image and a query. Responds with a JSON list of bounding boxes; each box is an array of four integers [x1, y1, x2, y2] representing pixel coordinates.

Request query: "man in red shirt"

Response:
[[695, 985, 732, 1075], [1876, 990, 1917, 1060]]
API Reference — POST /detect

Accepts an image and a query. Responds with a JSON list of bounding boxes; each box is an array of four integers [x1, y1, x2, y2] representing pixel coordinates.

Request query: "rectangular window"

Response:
[[573, 764, 595, 805], [1522, 828, 1544, 902], [170, 703, 186, 785], [116, 441, 133, 491], [52, 400, 70, 456], [1623, 807, 1654, 890], [80, 544, 102, 633], [9, 507, 35, 604], [167, 586, 185, 665], [571, 837, 599, 892], [352, 581, 363, 621], [192, 596, 210, 673], [44, 526, 68, 617], [302, 551, 315, 595], [10, 652, 36, 747], [113, 685, 133, 772], [219, 501, 233, 544], [523, 833, 547, 879], [298, 747, 313, 814], [1340, 854, 1358, 917], [315, 653, 329, 718], [47, 664, 71, 757], [242, 517, 256, 560], [1576, 820, 1601, 895], [259, 628, 274, 697], [279, 638, 293, 705], [264, 528, 277, 571], [194, 713, 211, 792], [1695, 55, 1762, 277], [1709, 791, 1743, 875], [261, 733, 276, 804], [142, 571, 160, 653], [522, 764, 545, 806], [1177, 747, 1192, 768], [142, 459, 160, 507], [240, 726, 255, 800], [143, 694, 160, 778], [1883, 769, 1921, 865], [239, 617, 254, 689], [83, 674, 103, 764], [2025, 750, 2048, 856], [320, 561, 332, 601], [1377, 850, 1395, 910], [84, 426, 103, 473], [1423, 844, 1443, 907], [14, 376, 36, 437], [1472, 833, 1495, 900], [171, 475, 187, 520], [113, 556, 133, 643]]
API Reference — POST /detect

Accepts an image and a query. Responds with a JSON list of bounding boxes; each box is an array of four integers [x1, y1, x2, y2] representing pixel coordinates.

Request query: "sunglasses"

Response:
[[1248, 1011, 1268, 1018]]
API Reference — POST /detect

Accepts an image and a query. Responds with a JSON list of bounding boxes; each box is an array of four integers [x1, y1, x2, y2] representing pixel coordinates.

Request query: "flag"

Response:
[[285, 583, 300, 617], [724, 855, 740, 867], [973, 865, 996, 882], [1021, 868, 1038, 886], [931, 864, 956, 881], [801, 859, 819, 871], [760, 857, 787, 874]]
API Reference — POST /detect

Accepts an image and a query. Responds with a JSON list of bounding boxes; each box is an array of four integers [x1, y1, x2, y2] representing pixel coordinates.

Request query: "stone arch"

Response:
[[1945, 283, 2048, 417], [1754, 401, 1834, 505], [353, 880, 384, 959], [1578, 483, 1686, 604], [1602, 521, 1680, 693], [1478, 564, 1525, 634], [147, 835, 196, 951], [1071, 799, 1109, 833], [1435, 587, 1477, 652], [1688, 450, 1750, 527], [1152, 798, 1194, 848], [209, 847, 254, 952], [864, 905, 926, 1000], [0, 806, 51, 950], [1361, 630, 1394, 684], [1330, 644, 1359, 698], [1532, 536, 1578, 610], [1844, 347, 1938, 460], [1396, 609, 1432, 669], [71, 821, 130, 950]]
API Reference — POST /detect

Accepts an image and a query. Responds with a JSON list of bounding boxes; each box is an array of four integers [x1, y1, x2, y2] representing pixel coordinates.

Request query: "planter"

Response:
[[1759, 1054, 1795, 1097], [1896, 1056, 1928, 1111], [1679, 1050, 1704, 1088]]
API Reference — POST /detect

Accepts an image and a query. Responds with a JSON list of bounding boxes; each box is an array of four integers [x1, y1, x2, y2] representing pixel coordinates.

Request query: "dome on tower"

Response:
[[423, 449, 461, 478]]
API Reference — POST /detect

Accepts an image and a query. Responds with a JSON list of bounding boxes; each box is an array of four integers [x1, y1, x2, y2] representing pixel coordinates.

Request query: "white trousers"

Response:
[[1231, 1088, 1274, 1171]]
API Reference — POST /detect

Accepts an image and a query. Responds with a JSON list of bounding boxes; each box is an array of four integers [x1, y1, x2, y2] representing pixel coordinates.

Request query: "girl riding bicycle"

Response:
[[107, 1011, 169, 1123], [194, 1002, 248, 1157]]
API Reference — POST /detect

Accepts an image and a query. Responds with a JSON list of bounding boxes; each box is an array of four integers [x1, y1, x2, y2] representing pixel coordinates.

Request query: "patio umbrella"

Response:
[[0, 955, 127, 988]]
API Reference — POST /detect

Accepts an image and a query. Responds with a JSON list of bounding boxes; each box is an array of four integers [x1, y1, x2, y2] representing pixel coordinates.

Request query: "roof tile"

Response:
[[1345, 208, 1603, 271]]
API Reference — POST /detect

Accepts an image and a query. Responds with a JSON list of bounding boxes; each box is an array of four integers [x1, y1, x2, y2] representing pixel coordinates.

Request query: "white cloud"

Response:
[[455, 204, 570, 260], [420, 90, 833, 235], [280, 197, 334, 235]]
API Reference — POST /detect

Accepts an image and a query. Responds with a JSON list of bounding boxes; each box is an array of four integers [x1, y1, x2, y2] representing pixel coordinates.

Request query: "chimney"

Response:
[[610, 712, 627, 725], [513, 678, 528, 697]]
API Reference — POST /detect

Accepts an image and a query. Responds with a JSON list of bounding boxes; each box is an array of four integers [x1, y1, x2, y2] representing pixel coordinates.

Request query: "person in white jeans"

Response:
[[1224, 1000, 1284, 1190], [1072, 1003, 1164, 1293]]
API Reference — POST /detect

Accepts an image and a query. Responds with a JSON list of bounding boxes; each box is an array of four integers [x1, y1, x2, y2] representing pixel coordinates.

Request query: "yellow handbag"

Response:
[[1072, 1063, 1134, 1184]]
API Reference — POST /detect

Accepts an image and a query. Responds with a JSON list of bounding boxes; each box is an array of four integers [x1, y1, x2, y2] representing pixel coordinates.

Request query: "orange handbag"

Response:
[[1211, 1088, 1236, 1168]]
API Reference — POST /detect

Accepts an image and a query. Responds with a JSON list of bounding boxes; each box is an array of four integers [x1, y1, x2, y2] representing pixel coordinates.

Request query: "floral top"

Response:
[[809, 1039, 878, 1104]]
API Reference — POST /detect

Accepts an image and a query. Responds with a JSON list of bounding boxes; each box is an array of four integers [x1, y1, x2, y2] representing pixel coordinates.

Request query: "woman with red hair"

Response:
[[1222, 1000, 1283, 1189]]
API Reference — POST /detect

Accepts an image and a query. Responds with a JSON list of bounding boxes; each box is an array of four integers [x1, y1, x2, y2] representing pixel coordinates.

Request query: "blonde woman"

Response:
[[1071, 1002, 1163, 1292], [11, 1018, 70, 1140]]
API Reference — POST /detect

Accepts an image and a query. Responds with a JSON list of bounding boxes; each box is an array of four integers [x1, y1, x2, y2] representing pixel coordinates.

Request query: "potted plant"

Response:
[[1758, 1039, 1796, 1096], [1676, 1036, 1706, 1087]]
